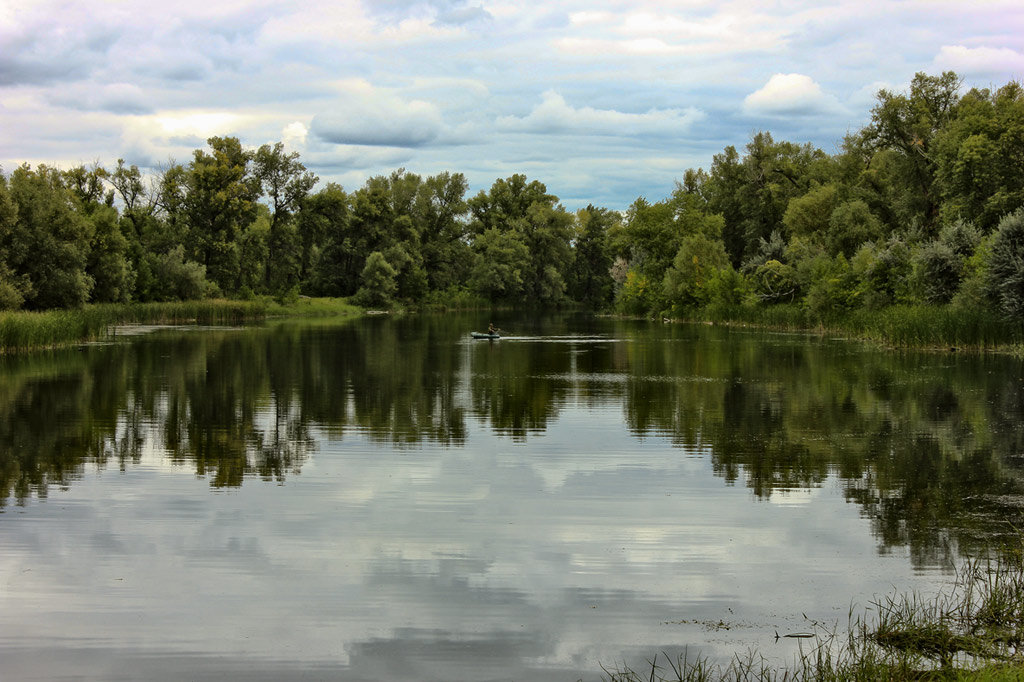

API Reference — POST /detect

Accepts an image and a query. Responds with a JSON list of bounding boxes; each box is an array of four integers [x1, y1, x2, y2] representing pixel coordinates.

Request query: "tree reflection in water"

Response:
[[1, 314, 1023, 567]]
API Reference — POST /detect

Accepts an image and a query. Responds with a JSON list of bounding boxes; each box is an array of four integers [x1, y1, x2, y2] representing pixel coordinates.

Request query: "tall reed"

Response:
[[0, 298, 358, 353]]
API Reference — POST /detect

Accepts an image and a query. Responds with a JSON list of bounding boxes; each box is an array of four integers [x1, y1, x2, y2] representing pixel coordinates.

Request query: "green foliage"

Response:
[[804, 253, 857, 319], [952, 234, 994, 311], [783, 183, 838, 238], [468, 228, 530, 302], [142, 246, 208, 302], [752, 259, 798, 303], [986, 209, 1024, 319], [352, 251, 397, 309], [86, 205, 134, 303], [851, 238, 912, 309], [827, 200, 883, 257], [616, 269, 658, 316], [183, 136, 261, 293], [2, 70, 1024, 322], [569, 205, 616, 308], [913, 241, 961, 304], [934, 82, 1024, 230], [254, 141, 317, 293], [866, 71, 963, 231], [663, 233, 732, 313], [705, 266, 752, 308], [5, 164, 94, 309]]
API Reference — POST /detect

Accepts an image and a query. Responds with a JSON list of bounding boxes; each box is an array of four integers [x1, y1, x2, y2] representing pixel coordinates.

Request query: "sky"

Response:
[[1, 0, 1023, 210]]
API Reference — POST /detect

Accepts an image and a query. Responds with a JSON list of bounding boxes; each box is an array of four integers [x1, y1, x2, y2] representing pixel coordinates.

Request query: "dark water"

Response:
[[2, 312, 1024, 681]]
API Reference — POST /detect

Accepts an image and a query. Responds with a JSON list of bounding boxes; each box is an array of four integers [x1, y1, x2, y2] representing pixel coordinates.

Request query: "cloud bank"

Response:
[[0, 0, 1022, 208]]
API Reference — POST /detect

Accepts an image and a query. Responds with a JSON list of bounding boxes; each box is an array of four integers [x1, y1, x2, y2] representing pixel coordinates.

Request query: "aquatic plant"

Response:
[[599, 555, 1024, 681]]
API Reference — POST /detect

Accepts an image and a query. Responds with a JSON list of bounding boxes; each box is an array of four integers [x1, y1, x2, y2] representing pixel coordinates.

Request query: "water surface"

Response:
[[2, 313, 1023, 681]]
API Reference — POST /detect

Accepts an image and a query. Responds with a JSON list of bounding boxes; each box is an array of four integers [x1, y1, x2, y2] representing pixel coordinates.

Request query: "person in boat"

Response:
[[487, 322, 498, 335]]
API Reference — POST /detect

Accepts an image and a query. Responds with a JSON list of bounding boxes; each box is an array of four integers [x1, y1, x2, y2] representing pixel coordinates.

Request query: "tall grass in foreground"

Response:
[[0, 298, 359, 352], [600, 555, 1024, 681]]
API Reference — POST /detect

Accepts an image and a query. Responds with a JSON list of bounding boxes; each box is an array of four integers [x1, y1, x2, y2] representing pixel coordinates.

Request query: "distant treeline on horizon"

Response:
[[1, 70, 1023, 324]]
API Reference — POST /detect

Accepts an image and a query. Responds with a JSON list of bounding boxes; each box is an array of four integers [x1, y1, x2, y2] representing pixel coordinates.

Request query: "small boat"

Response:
[[471, 331, 501, 339]]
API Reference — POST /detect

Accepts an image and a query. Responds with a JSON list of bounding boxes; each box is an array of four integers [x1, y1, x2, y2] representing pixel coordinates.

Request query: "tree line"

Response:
[[1, 71, 1023, 320]]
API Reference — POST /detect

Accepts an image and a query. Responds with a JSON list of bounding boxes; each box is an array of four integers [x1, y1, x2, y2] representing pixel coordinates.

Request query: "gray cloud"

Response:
[[310, 88, 448, 148], [434, 5, 491, 26]]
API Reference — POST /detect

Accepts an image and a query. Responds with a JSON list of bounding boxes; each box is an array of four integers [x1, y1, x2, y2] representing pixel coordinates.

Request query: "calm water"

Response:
[[2, 312, 1023, 681]]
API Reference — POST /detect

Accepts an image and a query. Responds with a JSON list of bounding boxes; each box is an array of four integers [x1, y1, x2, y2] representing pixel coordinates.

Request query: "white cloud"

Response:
[[310, 81, 447, 148], [497, 91, 704, 137], [933, 45, 1024, 76], [743, 73, 841, 116], [558, 6, 786, 57], [282, 121, 309, 150]]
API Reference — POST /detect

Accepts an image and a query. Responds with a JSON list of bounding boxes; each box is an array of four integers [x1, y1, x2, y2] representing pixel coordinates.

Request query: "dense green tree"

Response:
[[183, 137, 261, 293], [851, 238, 912, 309], [468, 228, 530, 302], [352, 250, 398, 308], [827, 200, 884, 257], [986, 209, 1024, 319], [468, 174, 572, 304], [783, 184, 838, 240], [467, 174, 555, 234], [934, 82, 1024, 231], [414, 172, 470, 292], [663, 233, 733, 313], [913, 241, 961, 304], [254, 142, 317, 293], [866, 71, 962, 232], [143, 245, 207, 301], [610, 189, 724, 300], [86, 205, 133, 302], [568, 205, 616, 308], [299, 183, 348, 288], [4, 165, 94, 308]]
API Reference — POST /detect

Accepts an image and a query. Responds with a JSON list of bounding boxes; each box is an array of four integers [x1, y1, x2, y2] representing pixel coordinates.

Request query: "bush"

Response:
[[144, 246, 209, 302], [351, 251, 397, 309], [913, 241, 961, 304], [987, 209, 1024, 319]]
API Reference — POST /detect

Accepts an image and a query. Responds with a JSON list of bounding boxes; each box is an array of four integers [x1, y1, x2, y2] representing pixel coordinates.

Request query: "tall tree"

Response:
[[254, 142, 318, 293], [933, 81, 1024, 231], [866, 71, 962, 233], [569, 205, 616, 309], [183, 137, 261, 294], [4, 165, 94, 308], [468, 175, 571, 303]]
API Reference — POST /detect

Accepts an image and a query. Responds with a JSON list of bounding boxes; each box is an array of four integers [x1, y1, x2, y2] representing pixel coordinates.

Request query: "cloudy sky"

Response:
[[1, 0, 1022, 209]]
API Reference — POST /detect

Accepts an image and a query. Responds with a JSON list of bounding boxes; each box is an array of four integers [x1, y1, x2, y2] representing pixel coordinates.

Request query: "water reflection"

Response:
[[2, 313, 1024, 570]]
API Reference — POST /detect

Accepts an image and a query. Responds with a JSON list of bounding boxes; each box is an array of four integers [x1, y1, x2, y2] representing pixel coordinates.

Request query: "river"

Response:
[[1, 312, 1022, 681]]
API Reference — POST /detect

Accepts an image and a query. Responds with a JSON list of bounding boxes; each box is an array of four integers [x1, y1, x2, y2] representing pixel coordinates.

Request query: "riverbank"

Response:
[[673, 303, 1024, 352], [602, 555, 1024, 681], [0, 297, 361, 353]]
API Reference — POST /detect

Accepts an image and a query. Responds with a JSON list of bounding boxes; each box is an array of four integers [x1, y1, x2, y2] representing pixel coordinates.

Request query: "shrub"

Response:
[[987, 208, 1024, 319], [351, 251, 397, 309], [913, 241, 961, 304]]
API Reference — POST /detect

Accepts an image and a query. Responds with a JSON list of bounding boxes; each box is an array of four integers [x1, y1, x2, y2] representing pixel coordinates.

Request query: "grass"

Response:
[[0, 297, 360, 353], [681, 303, 1024, 351], [598, 555, 1024, 682]]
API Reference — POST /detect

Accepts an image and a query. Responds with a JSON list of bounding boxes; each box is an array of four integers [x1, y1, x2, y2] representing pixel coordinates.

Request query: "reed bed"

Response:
[[599, 555, 1024, 682], [684, 304, 1023, 351], [853, 305, 1023, 350], [0, 298, 359, 353]]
